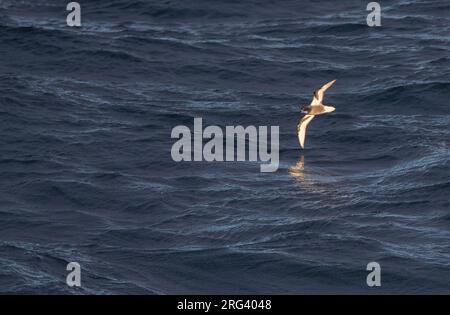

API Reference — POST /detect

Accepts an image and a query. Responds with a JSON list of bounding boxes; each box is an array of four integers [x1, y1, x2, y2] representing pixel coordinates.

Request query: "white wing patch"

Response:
[[310, 79, 336, 105], [297, 115, 315, 149]]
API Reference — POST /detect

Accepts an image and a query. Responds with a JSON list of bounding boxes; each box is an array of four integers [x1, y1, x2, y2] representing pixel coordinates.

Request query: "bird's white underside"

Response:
[[298, 114, 314, 149], [297, 79, 336, 149]]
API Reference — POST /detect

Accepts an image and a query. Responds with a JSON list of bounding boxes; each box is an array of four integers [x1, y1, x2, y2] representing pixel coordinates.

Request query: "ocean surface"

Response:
[[0, 0, 449, 294]]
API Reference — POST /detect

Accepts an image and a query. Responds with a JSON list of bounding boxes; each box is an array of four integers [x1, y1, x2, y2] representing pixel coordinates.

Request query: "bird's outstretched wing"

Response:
[[297, 115, 315, 149], [310, 79, 336, 105]]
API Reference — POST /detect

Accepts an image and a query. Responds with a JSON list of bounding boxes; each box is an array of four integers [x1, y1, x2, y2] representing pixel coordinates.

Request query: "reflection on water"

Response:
[[289, 155, 351, 203], [289, 155, 323, 192], [288, 155, 328, 194], [288, 155, 306, 180]]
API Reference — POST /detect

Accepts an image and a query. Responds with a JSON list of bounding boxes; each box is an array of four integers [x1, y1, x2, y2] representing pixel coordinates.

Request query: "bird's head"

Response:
[[300, 105, 311, 114]]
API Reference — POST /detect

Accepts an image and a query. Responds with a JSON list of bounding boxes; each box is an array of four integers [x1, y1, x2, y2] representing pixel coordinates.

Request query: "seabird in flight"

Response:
[[297, 79, 337, 149]]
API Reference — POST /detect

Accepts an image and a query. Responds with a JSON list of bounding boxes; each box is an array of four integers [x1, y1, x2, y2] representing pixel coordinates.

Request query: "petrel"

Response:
[[297, 79, 337, 149]]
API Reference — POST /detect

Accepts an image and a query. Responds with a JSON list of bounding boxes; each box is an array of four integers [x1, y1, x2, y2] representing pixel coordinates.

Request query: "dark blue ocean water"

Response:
[[0, 0, 449, 294]]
